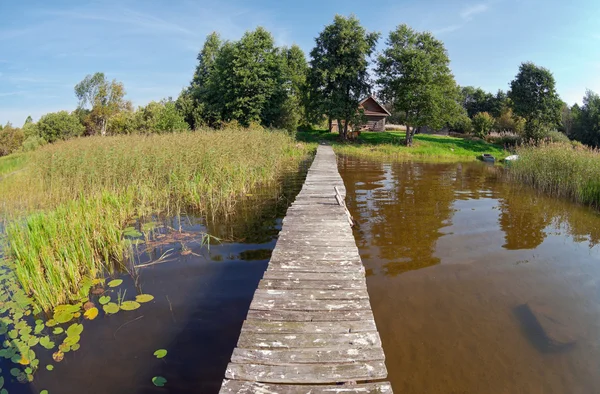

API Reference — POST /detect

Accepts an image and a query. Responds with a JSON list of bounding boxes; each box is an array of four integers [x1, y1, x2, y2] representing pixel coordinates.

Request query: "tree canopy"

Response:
[[307, 15, 379, 139], [509, 62, 562, 140], [376, 24, 463, 146]]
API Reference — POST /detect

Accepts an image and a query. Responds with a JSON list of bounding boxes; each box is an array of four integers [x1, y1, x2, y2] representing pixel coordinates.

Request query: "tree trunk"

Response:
[[337, 118, 344, 140], [328, 116, 332, 133], [343, 118, 349, 140], [101, 118, 107, 136]]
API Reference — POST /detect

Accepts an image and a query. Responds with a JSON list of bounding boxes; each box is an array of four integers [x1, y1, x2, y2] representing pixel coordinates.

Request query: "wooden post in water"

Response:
[[219, 144, 392, 394]]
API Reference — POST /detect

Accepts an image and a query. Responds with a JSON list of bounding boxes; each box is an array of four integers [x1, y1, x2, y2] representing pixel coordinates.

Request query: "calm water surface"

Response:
[[339, 156, 600, 394], [1, 160, 309, 394]]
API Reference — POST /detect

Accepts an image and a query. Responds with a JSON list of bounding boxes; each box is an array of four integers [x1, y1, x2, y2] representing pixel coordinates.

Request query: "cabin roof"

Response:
[[359, 96, 392, 116]]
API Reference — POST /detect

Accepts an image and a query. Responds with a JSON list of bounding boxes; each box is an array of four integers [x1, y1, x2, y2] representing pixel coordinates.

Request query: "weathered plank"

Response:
[[237, 331, 382, 349], [262, 271, 364, 281], [240, 319, 377, 334], [231, 346, 384, 364], [247, 309, 375, 322], [266, 262, 365, 274], [220, 380, 393, 394], [253, 288, 369, 300], [250, 298, 371, 312], [225, 361, 388, 383], [258, 279, 367, 290]]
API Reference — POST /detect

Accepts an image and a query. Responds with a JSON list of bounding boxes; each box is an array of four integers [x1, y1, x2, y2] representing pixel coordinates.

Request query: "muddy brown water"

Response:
[[338, 156, 600, 394]]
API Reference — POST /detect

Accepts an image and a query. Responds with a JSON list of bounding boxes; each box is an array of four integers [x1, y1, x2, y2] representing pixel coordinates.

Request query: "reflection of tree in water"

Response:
[[498, 192, 551, 250], [340, 157, 456, 276]]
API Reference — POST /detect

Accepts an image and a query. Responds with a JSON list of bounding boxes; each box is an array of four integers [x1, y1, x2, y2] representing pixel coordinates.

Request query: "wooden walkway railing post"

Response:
[[219, 144, 392, 394]]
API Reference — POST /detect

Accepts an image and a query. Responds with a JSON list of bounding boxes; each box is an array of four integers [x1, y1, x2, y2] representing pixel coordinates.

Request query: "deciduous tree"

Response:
[[307, 15, 379, 139], [36, 111, 85, 143], [376, 24, 463, 146], [509, 62, 561, 140]]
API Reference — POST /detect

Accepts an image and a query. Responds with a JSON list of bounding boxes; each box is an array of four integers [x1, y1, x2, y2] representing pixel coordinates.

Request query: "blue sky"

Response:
[[1, 0, 599, 125]]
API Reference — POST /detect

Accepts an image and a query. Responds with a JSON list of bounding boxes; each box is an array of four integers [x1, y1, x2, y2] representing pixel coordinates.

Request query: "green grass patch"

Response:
[[0, 153, 29, 176], [297, 130, 508, 162], [510, 142, 600, 208], [2, 128, 315, 310]]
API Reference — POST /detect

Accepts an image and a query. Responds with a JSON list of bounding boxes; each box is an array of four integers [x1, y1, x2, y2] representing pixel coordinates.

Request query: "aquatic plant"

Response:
[[510, 142, 600, 207], [2, 128, 313, 310]]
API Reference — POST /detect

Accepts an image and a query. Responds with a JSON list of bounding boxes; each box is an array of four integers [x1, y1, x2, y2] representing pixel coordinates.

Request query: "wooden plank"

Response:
[[240, 319, 377, 334], [224, 360, 388, 383], [266, 262, 365, 274], [231, 346, 384, 364], [250, 298, 371, 312], [237, 331, 382, 349], [253, 289, 369, 300], [220, 380, 393, 394], [262, 271, 364, 281], [247, 309, 374, 322], [258, 279, 366, 290]]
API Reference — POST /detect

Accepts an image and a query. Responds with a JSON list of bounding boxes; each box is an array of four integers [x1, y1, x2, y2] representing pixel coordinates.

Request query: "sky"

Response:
[[1, 0, 599, 125]]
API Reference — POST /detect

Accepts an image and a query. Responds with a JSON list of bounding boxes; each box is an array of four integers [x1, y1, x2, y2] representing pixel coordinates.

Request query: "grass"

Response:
[[509, 142, 600, 208], [297, 130, 508, 162], [0, 153, 29, 177], [1, 128, 314, 310]]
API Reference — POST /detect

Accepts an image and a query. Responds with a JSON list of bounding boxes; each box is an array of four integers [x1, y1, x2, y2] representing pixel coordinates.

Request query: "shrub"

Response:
[[546, 130, 570, 143], [22, 136, 47, 152], [36, 111, 85, 143], [0, 124, 26, 156], [485, 131, 521, 147], [472, 112, 495, 137], [135, 100, 189, 133]]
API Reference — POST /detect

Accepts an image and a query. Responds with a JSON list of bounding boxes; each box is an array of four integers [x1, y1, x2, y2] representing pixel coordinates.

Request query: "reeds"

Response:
[[2, 128, 313, 310], [509, 142, 600, 208]]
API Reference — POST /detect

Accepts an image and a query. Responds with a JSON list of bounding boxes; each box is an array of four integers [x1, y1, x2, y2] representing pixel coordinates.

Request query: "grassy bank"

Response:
[[298, 130, 508, 162], [509, 142, 600, 207], [2, 129, 314, 310], [0, 152, 29, 177]]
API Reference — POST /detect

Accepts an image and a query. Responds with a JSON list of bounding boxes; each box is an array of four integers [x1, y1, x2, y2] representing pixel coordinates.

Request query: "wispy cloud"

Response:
[[460, 3, 490, 20], [434, 2, 492, 35]]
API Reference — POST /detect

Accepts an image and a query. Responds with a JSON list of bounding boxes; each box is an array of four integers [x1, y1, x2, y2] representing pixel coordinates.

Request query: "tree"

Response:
[[135, 100, 190, 133], [36, 111, 85, 143], [572, 90, 600, 147], [307, 15, 379, 139], [472, 112, 495, 137], [559, 102, 575, 137], [75, 72, 131, 135], [377, 24, 463, 146], [508, 62, 561, 140], [271, 45, 308, 132], [0, 124, 25, 156]]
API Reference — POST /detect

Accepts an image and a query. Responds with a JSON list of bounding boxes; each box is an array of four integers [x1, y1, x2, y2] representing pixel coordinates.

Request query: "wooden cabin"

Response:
[[331, 96, 391, 132]]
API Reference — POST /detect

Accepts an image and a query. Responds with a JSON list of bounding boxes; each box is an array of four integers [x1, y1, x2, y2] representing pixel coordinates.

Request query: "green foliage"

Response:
[[377, 24, 463, 146], [36, 111, 84, 143], [571, 90, 600, 147], [472, 112, 495, 137], [511, 142, 600, 207], [0, 124, 26, 156], [135, 100, 189, 133], [153, 349, 167, 358], [546, 130, 570, 143], [461, 87, 507, 118], [509, 62, 561, 140], [495, 107, 525, 134], [307, 15, 379, 138], [22, 136, 47, 152], [75, 72, 131, 135]]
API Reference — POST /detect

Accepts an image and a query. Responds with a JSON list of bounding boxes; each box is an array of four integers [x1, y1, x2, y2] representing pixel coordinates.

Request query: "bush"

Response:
[[449, 114, 473, 133], [136, 100, 189, 133], [22, 136, 47, 152], [0, 124, 26, 156], [485, 131, 521, 147], [546, 130, 570, 143], [36, 111, 85, 143], [472, 112, 495, 137]]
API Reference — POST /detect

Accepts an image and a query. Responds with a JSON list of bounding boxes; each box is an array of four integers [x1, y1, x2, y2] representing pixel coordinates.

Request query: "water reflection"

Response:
[[339, 156, 600, 394]]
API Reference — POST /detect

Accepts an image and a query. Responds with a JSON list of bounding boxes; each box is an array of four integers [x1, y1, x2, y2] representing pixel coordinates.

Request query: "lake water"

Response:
[[338, 156, 600, 394]]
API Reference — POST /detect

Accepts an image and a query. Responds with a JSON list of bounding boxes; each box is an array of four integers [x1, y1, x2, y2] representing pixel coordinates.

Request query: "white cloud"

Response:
[[460, 3, 490, 20], [433, 25, 463, 35]]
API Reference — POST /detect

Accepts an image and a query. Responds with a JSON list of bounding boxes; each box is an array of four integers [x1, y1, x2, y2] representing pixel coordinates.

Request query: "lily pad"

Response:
[[46, 364, 54, 371], [152, 376, 167, 387], [107, 279, 123, 288], [41, 390, 49, 394], [39, 336, 55, 350], [63, 335, 80, 346], [103, 303, 119, 314], [120, 301, 140, 311], [53, 327, 64, 335], [0, 376, 3, 389], [28, 337, 39, 347], [136, 294, 154, 303], [71, 343, 80, 351], [84, 307, 98, 320], [99, 296, 111, 305], [10, 367, 20, 376], [45, 319, 57, 327], [123, 227, 142, 237], [54, 311, 74, 324], [8, 330, 17, 339], [58, 343, 70, 353], [154, 349, 167, 359], [52, 351, 64, 362], [66, 323, 83, 337], [35, 324, 44, 334]]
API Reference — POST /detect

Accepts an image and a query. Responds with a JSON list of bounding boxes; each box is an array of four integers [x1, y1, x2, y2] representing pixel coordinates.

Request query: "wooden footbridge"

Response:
[[220, 145, 392, 394]]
